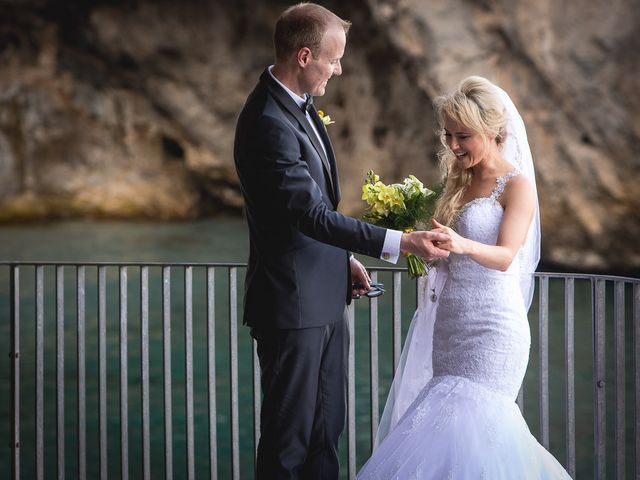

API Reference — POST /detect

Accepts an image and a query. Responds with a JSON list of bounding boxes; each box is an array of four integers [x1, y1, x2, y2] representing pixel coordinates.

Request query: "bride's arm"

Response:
[[432, 176, 535, 271]]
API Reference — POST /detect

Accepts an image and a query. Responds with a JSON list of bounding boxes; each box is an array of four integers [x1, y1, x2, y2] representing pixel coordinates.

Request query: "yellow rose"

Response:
[[317, 110, 335, 126]]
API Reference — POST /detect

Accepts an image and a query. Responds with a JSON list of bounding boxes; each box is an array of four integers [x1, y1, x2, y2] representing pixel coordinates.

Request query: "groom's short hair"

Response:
[[274, 3, 351, 62]]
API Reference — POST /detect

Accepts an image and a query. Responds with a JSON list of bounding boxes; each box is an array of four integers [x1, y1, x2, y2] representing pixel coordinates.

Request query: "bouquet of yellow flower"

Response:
[[361, 170, 440, 278]]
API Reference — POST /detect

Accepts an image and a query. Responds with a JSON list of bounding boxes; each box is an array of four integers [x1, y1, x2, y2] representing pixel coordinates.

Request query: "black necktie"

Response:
[[303, 95, 313, 113]]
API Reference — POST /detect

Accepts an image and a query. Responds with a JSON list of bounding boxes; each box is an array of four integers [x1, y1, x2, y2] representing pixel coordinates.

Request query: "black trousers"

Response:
[[250, 315, 348, 480]]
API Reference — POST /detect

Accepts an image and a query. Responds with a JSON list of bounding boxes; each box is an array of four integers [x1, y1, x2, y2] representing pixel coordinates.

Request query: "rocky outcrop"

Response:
[[0, 0, 638, 270]]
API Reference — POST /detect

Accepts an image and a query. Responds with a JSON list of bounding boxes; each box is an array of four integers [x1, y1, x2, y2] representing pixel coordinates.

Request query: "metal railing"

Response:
[[1, 262, 639, 479]]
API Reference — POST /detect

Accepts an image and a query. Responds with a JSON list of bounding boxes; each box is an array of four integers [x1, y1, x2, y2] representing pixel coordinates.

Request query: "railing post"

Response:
[[35, 265, 44, 480], [634, 282, 640, 480], [252, 338, 261, 474], [593, 278, 606, 479], [564, 277, 575, 477], [119, 266, 129, 480], [185, 266, 195, 480], [56, 265, 65, 480], [229, 267, 240, 480], [369, 271, 379, 452], [162, 266, 173, 480], [98, 266, 108, 480], [10, 265, 20, 480], [347, 303, 356, 480], [140, 266, 151, 480], [538, 275, 549, 448], [207, 267, 218, 480], [77, 266, 87, 480], [392, 272, 402, 371], [614, 281, 625, 480]]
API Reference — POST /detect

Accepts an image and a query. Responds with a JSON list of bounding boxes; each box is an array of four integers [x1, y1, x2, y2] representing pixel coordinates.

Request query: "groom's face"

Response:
[[301, 24, 345, 96]]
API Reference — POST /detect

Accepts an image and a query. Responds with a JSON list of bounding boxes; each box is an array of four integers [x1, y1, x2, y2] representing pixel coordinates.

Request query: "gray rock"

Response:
[[0, 0, 637, 271]]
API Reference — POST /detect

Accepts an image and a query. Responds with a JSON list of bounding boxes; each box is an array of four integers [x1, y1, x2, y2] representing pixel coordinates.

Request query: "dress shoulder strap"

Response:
[[490, 169, 521, 201]]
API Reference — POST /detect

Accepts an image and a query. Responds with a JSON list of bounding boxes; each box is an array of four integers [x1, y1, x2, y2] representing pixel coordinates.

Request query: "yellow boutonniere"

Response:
[[317, 110, 335, 126]]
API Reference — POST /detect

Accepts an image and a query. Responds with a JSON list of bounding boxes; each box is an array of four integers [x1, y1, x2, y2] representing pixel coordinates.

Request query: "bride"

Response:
[[357, 77, 571, 479]]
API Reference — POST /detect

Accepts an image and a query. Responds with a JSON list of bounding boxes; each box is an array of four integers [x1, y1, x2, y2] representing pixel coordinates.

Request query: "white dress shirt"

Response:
[[268, 66, 402, 264]]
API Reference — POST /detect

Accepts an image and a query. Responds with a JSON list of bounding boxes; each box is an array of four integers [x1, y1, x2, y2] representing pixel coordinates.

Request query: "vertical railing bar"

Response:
[[634, 282, 640, 480], [347, 303, 356, 480], [185, 266, 195, 480], [77, 266, 87, 480], [392, 272, 402, 371], [36, 265, 44, 480], [564, 277, 576, 477], [207, 267, 218, 480], [56, 265, 65, 480], [229, 267, 240, 480], [538, 275, 549, 448], [140, 266, 151, 480], [98, 266, 108, 480], [614, 281, 625, 480], [162, 266, 173, 480], [119, 266, 129, 480], [369, 271, 379, 451], [593, 278, 606, 479], [10, 265, 20, 480], [252, 339, 260, 473]]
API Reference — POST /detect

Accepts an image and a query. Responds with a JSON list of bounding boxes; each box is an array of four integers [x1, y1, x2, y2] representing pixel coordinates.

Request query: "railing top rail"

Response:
[[0, 261, 638, 283], [534, 271, 640, 283], [0, 261, 247, 268]]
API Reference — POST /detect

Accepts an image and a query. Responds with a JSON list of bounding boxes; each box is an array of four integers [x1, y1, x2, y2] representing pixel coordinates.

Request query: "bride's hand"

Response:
[[431, 218, 469, 255]]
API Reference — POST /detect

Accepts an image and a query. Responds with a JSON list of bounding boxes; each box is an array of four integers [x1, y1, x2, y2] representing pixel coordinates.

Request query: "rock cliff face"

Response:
[[0, 0, 638, 270]]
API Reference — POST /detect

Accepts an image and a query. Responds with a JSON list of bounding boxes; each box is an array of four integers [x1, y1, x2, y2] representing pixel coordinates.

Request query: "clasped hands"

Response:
[[400, 218, 462, 261], [350, 219, 463, 298]]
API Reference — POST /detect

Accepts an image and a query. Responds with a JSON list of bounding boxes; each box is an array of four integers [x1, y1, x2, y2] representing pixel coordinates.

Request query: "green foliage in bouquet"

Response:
[[361, 171, 442, 278]]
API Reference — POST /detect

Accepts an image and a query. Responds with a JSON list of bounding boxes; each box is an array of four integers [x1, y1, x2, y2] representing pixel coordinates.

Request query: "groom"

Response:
[[234, 3, 448, 479]]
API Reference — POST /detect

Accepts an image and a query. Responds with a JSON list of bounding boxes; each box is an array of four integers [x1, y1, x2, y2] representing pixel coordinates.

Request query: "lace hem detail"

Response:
[[358, 375, 572, 480]]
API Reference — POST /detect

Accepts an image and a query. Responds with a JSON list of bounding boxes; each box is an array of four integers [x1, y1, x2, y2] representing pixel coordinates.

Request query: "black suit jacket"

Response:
[[234, 69, 387, 329]]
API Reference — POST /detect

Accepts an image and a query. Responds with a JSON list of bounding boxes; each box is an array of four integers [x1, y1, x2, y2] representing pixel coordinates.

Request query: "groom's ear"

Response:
[[297, 47, 312, 67]]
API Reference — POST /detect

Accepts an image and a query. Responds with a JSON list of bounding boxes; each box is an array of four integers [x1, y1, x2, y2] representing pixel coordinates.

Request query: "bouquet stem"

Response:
[[405, 254, 427, 279]]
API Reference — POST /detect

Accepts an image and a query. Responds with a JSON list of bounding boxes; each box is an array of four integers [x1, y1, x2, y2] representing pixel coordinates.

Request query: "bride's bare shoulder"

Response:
[[501, 174, 535, 214]]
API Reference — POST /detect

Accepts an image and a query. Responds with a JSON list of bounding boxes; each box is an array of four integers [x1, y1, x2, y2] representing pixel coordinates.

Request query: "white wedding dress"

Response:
[[357, 171, 571, 479]]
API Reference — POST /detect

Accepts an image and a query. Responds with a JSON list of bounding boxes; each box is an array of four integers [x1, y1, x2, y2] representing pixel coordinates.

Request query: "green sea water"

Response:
[[0, 218, 636, 479]]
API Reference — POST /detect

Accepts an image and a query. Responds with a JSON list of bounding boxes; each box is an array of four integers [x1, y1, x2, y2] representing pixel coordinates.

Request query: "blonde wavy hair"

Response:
[[432, 76, 508, 226]]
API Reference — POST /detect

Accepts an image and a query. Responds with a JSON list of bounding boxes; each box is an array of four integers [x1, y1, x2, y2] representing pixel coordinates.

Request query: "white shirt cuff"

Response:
[[380, 229, 402, 264]]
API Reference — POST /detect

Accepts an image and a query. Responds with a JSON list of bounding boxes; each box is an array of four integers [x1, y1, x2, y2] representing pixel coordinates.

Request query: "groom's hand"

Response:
[[400, 230, 450, 261], [350, 256, 371, 296]]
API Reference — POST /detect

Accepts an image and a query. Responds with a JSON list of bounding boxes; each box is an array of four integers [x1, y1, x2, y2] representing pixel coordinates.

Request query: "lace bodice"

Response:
[[433, 169, 529, 399], [448, 169, 521, 279]]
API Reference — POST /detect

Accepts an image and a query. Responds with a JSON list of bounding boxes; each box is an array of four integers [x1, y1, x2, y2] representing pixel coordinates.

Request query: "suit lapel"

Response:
[[261, 71, 337, 202], [309, 104, 341, 204]]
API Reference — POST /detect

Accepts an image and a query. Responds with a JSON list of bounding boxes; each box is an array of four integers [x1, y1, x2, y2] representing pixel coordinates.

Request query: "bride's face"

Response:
[[443, 116, 489, 169]]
